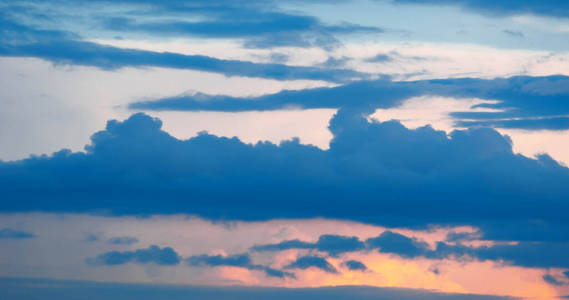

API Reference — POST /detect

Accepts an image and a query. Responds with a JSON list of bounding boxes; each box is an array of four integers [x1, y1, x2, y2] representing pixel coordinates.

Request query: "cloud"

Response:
[[130, 75, 569, 131], [1, 111, 569, 245], [366, 231, 429, 258], [253, 231, 569, 269], [0, 277, 513, 300], [543, 274, 567, 286], [391, 0, 569, 19], [187, 253, 295, 278], [344, 260, 367, 271], [0, 15, 367, 83], [108, 236, 139, 245], [87, 245, 181, 266], [285, 255, 338, 273], [5, 0, 380, 50], [0, 228, 35, 239], [456, 117, 569, 131], [252, 234, 365, 257], [101, 11, 381, 50]]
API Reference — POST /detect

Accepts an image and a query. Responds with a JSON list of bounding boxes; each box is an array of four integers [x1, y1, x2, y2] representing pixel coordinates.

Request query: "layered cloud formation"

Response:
[[0, 278, 512, 300], [131, 76, 569, 131]]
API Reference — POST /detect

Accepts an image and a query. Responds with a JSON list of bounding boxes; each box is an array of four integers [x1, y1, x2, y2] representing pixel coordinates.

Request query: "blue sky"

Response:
[[1, 0, 569, 299]]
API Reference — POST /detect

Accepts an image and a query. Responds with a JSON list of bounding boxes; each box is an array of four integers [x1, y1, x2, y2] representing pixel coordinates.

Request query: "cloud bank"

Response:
[[0, 278, 513, 300], [1, 112, 568, 244]]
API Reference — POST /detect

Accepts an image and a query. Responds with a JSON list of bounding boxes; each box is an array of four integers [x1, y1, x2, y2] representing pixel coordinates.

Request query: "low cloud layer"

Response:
[[0, 278, 513, 300]]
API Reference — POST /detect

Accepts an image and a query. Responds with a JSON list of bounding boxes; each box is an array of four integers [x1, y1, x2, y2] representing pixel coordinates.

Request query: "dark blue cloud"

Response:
[[374, 233, 569, 269], [187, 253, 295, 278], [543, 274, 567, 286], [0, 15, 367, 83], [285, 256, 337, 273], [391, 0, 569, 18], [252, 232, 569, 269], [1, 111, 569, 245], [344, 260, 367, 271], [456, 117, 569, 131], [130, 75, 569, 131], [0, 277, 513, 300], [473, 241, 569, 269], [252, 234, 365, 257], [87, 245, 180, 266], [366, 231, 429, 258], [0, 228, 35, 239], [108, 236, 139, 245]]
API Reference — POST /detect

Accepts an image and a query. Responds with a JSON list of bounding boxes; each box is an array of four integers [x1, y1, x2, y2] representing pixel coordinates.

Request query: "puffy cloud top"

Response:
[[1, 111, 568, 243]]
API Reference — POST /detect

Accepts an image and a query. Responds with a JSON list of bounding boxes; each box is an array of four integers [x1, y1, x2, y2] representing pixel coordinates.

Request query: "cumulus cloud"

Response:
[[366, 231, 429, 258], [285, 255, 338, 273], [251, 231, 569, 269], [344, 260, 367, 271], [0, 228, 35, 239], [1, 111, 569, 244], [187, 253, 295, 278], [87, 245, 180, 266], [252, 234, 365, 257]]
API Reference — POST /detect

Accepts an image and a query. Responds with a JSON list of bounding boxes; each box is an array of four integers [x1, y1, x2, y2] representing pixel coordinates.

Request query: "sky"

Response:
[[0, 1, 569, 299]]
